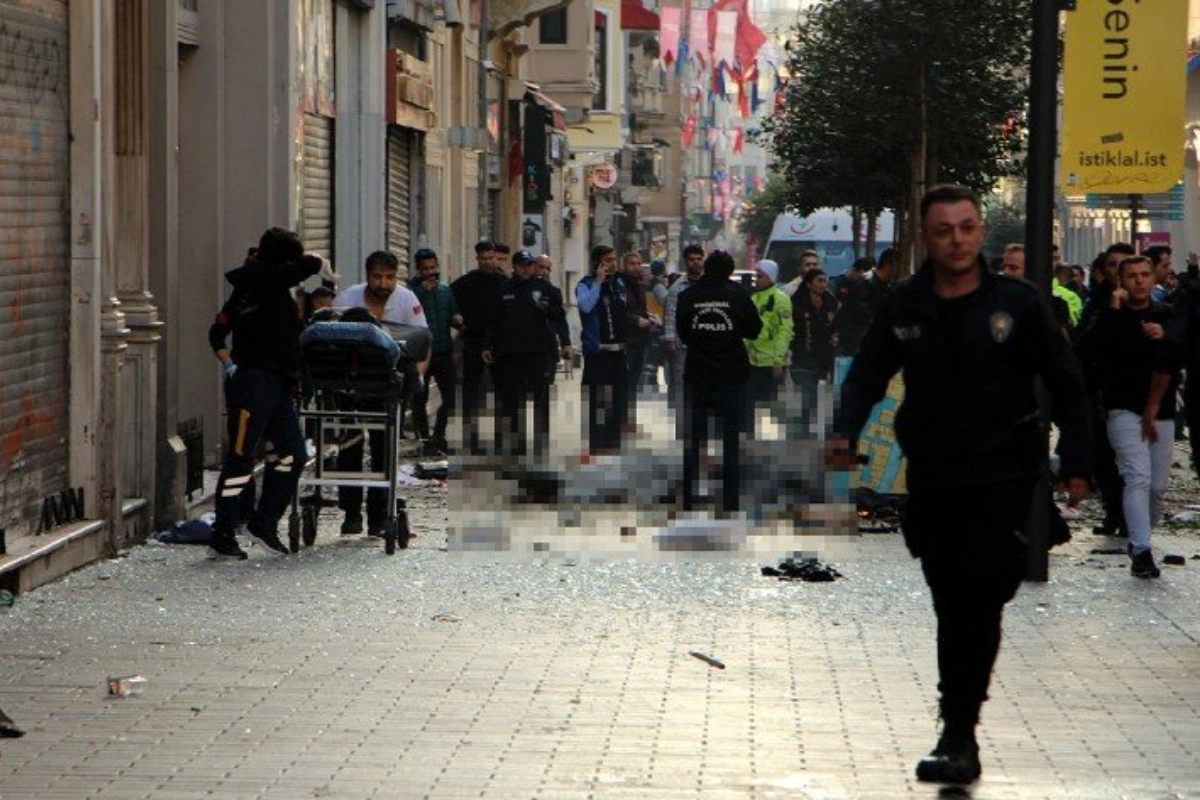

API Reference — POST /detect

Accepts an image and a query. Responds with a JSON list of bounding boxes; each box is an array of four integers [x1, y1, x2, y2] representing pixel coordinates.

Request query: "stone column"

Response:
[[113, 0, 162, 543]]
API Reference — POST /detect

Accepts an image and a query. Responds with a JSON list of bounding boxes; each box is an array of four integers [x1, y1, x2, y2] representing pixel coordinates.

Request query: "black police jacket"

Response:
[[834, 263, 1091, 492], [677, 274, 763, 388], [484, 276, 565, 358]]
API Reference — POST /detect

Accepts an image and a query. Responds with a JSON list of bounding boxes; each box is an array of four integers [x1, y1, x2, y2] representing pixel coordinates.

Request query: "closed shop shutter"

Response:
[[300, 113, 334, 257], [0, 1, 71, 533], [386, 127, 414, 271]]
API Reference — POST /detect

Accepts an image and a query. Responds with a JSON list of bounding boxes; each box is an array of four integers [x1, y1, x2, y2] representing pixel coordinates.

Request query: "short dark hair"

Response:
[[365, 250, 399, 274], [414, 248, 438, 265], [341, 306, 380, 325], [256, 227, 304, 265], [474, 241, 494, 254], [851, 256, 875, 272], [493, 243, 511, 255], [1143, 245, 1172, 265], [1054, 263, 1074, 281], [591, 245, 615, 269], [1118, 255, 1152, 278], [802, 268, 827, 286], [1106, 242, 1136, 257], [878, 248, 899, 268], [702, 250, 735, 279], [919, 184, 982, 222], [682, 244, 704, 259]]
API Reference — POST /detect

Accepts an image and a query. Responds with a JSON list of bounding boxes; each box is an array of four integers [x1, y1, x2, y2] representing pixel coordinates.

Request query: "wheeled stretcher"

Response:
[[289, 316, 431, 554]]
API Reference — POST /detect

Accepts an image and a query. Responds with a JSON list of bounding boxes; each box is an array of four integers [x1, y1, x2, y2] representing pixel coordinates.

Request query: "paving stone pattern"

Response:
[[2, 474, 1198, 800]]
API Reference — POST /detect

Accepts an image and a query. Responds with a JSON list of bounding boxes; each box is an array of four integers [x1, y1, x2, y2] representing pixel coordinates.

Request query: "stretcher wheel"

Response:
[[301, 505, 318, 547], [384, 522, 397, 555], [287, 512, 301, 554]]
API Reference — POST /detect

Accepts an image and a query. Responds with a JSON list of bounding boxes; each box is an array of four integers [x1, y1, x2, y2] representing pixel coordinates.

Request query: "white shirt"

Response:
[[335, 284, 428, 328]]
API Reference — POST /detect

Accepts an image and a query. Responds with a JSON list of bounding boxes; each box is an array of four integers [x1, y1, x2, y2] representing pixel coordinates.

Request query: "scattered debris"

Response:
[[0, 707, 24, 739], [1162, 554, 1186, 567], [0, 590, 15, 609], [431, 612, 462, 623], [107, 675, 147, 698], [1090, 548, 1127, 556], [688, 651, 725, 670], [762, 557, 844, 582]]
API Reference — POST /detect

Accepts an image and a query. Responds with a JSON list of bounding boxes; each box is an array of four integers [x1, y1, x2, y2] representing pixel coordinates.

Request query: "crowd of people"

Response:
[[197, 194, 1199, 788]]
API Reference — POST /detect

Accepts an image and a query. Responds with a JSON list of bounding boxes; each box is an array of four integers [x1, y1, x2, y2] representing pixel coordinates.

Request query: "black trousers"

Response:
[[904, 482, 1031, 726], [460, 343, 495, 454], [745, 365, 782, 435], [496, 353, 549, 458], [336, 395, 390, 526], [412, 351, 456, 441], [1187, 382, 1200, 483], [682, 383, 746, 513], [582, 351, 629, 454]]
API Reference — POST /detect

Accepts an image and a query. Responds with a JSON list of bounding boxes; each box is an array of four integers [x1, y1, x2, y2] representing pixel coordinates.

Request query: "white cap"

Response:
[[755, 259, 779, 284]]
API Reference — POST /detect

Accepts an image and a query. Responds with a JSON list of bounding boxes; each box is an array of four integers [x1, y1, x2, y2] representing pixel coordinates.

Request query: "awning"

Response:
[[621, 0, 660, 31], [525, 84, 568, 132]]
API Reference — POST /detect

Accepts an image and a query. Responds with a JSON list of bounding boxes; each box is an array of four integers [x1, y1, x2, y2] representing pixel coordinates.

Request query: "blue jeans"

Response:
[[1106, 410, 1174, 556], [215, 369, 306, 536]]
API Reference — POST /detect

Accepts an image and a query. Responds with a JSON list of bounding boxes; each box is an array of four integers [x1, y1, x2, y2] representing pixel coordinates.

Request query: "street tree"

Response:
[[764, 0, 1031, 273]]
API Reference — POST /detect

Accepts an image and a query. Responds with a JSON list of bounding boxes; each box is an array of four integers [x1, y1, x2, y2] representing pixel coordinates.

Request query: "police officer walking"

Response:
[[831, 186, 1091, 786], [452, 241, 507, 455], [207, 228, 324, 559], [677, 250, 762, 513], [483, 249, 565, 460]]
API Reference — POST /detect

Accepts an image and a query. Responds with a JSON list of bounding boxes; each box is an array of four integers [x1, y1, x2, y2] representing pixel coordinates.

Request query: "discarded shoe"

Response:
[[1130, 549, 1161, 579], [207, 537, 248, 561], [915, 736, 981, 785], [245, 524, 289, 555]]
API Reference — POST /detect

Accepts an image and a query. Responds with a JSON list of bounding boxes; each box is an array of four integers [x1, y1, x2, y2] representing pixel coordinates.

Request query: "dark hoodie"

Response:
[[208, 235, 320, 378]]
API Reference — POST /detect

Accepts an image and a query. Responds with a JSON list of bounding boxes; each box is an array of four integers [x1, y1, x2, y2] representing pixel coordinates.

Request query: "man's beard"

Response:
[[367, 286, 393, 302]]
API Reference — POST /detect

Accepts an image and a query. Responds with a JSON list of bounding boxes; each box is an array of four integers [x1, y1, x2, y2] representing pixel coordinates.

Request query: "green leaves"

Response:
[[765, 0, 1032, 214]]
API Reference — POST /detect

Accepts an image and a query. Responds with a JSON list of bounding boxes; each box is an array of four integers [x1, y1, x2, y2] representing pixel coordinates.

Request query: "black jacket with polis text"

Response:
[[677, 275, 763, 388], [834, 263, 1091, 492]]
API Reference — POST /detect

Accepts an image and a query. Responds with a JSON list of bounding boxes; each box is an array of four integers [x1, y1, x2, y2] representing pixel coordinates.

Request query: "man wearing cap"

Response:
[[482, 249, 565, 459], [745, 259, 794, 435]]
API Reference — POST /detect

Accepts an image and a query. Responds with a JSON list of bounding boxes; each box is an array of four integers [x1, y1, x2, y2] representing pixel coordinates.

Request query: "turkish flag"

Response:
[[707, 0, 765, 69], [682, 114, 697, 149]]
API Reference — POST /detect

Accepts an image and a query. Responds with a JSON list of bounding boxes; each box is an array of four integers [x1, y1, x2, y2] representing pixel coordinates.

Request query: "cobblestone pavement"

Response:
[[2, 382, 1199, 799]]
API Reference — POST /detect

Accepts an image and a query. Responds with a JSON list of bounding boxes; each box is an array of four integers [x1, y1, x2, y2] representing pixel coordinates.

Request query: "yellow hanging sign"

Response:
[[1060, 0, 1188, 195]]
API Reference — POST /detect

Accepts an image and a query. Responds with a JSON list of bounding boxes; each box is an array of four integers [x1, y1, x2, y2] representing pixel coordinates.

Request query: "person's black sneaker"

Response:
[[340, 512, 364, 536], [207, 536, 248, 561], [367, 520, 386, 538], [245, 523, 289, 555], [916, 736, 981, 785], [1130, 549, 1161, 579]]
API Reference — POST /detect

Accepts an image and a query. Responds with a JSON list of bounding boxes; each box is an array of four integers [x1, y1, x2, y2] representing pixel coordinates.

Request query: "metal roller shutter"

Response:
[[386, 127, 413, 270], [301, 113, 334, 257], [0, 1, 71, 533]]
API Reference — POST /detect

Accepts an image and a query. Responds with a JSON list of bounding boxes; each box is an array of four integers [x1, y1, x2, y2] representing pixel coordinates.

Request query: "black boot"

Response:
[[916, 731, 980, 784], [916, 701, 981, 785]]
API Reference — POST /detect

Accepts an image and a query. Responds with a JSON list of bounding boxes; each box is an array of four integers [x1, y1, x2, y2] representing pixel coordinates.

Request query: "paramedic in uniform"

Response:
[[207, 227, 324, 559]]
